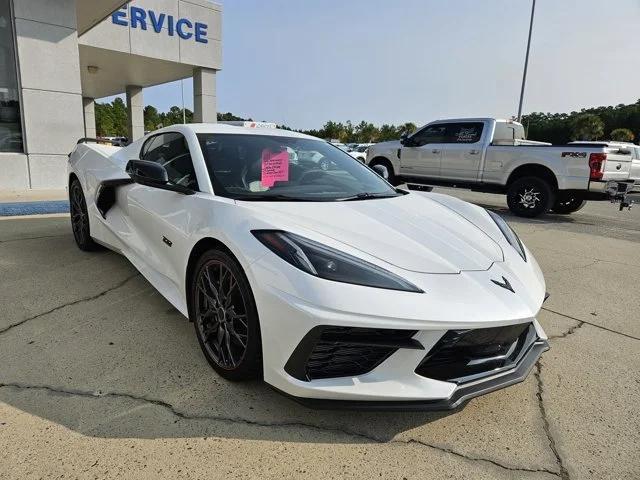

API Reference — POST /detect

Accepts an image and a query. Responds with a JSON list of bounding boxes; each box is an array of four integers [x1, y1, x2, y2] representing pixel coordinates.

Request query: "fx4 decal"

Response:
[[561, 151, 587, 158]]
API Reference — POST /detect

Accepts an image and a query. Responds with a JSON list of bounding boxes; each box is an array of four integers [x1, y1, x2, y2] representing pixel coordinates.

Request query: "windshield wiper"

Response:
[[337, 192, 400, 201], [233, 194, 310, 202]]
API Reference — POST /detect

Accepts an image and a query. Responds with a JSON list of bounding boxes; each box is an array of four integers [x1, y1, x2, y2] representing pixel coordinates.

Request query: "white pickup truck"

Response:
[[366, 118, 640, 217]]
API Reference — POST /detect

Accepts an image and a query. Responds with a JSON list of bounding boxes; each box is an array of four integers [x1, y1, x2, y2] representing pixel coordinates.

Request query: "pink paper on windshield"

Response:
[[261, 149, 289, 187]]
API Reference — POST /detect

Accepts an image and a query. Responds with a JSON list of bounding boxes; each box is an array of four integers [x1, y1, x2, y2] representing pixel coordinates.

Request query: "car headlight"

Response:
[[252, 230, 423, 293], [487, 210, 527, 261]]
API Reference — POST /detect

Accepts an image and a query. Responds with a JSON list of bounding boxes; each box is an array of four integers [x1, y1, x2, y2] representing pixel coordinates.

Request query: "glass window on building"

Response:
[[0, 0, 23, 153]]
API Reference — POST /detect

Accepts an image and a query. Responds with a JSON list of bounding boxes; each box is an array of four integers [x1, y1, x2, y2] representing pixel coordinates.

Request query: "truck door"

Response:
[[438, 122, 485, 182], [400, 124, 447, 178]]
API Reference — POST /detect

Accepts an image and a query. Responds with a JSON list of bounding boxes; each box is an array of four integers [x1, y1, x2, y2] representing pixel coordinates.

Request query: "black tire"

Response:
[[506, 176, 556, 218], [69, 178, 102, 251], [369, 158, 400, 186], [190, 249, 262, 381], [552, 193, 587, 214]]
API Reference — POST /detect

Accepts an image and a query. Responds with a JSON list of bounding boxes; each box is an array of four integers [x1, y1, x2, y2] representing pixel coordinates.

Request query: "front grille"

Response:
[[285, 326, 422, 381], [415, 323, 537, 383]]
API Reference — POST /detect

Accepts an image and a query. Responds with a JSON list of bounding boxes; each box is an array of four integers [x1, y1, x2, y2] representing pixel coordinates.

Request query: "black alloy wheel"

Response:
[[69, 178, 101, 251], [506, 176, 555, 218], [192, 249, 262, 380]]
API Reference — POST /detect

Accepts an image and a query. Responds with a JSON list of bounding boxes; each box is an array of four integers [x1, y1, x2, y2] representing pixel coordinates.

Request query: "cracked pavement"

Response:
[[0, 192, 639, 480]]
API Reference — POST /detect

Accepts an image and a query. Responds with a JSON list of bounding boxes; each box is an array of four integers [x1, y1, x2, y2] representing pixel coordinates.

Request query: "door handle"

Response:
[[469, 149, 480, 155], [432, 149, 441, 154]]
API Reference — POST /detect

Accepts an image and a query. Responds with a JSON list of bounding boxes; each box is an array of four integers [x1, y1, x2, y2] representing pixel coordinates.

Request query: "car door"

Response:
[[126, 132, 201, 287], [399, 124, 447, 178], [438, 122, 485, 182]]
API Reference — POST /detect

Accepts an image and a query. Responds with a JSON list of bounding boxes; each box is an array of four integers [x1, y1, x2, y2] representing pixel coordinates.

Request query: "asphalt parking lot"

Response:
[[0, 189, 638, 480]]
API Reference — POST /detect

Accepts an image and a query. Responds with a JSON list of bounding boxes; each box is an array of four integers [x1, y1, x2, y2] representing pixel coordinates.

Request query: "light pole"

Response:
[[517, 0, 536, 122], [181, 79, 186, 124]]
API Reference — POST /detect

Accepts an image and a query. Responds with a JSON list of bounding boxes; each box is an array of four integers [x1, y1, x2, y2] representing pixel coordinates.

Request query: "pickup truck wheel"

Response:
[[506, 177, 555, 218], [369, 159, 399, 186], [552, 194, 587, 214]]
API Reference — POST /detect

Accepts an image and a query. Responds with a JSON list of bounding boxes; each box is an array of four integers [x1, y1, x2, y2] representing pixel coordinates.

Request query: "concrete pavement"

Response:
[[0, 192, 638, 479]]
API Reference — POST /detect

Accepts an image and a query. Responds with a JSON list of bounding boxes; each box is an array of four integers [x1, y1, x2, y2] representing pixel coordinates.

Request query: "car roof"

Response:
[[152, 123, 319, 141]]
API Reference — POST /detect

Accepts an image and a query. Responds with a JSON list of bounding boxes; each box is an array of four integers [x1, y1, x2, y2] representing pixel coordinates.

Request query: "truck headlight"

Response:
[[252, 230, 423, 292], [487, 210, 527, 261]]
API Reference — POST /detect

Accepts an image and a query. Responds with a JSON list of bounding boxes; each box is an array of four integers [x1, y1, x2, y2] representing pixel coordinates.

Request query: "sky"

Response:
[[102, 0, 640, 130]]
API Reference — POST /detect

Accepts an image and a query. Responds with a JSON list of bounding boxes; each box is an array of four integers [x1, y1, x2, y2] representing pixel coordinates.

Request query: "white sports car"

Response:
[[68, 124, 549, 410]]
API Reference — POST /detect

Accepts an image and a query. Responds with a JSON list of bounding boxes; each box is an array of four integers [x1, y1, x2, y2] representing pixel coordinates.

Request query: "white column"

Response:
[[193, 68, 217, 123], [83, 97, 96, 138], [126, 85, 144, 141]]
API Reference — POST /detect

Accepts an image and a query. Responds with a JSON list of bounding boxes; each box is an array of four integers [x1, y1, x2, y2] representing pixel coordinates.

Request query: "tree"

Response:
[[143, 105, 162, 132], [95, 103, 115, 137], [160, 106, 193, 126], [110, 98, 128, 137], [610, 128, 634, 142], [321, 121, 345, 141], [570, 114, 604, 141], [398, 122, 417, 137], [218, 112, 248, 121], [378, 124, 399, 142], [354, 121, 378, 143]]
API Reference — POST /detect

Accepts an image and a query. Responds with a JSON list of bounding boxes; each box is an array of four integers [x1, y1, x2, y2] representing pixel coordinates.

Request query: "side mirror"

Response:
[[400, 133, 415, 147], [125, 159, 194, 194]]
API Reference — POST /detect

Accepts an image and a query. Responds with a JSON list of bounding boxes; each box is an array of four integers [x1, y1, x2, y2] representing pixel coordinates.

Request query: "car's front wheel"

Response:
[[190, 249, 262, 381]]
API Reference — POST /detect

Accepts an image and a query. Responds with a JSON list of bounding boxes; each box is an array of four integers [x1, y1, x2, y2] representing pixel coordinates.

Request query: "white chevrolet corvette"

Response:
[[68, 124, 549, 410]]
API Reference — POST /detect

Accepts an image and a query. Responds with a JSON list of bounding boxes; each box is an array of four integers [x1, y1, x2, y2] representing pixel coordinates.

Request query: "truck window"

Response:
[[445, 122, 484, 144], [411, 125, 448, 146]]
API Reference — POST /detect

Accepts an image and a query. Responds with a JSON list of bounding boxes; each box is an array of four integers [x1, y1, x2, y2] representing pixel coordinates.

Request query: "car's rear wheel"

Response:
[[506, 176, 555, 218], [552, 193, 587, 214], [69, 178, 101, 251], [191, 249, 262, 381]]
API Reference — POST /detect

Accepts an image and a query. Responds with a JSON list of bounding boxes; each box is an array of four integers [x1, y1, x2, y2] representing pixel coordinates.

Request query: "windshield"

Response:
[[197, 133, 400, 201]]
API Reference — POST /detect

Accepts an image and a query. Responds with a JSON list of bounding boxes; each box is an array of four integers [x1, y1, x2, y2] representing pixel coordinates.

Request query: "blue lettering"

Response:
[[195, 22, 208, 43], [111, 9, 127, 26], [111, 8, 208, 43], [148, 11, 165, 33], [130, 6, 147, 30], [176, 18, 193, 39]]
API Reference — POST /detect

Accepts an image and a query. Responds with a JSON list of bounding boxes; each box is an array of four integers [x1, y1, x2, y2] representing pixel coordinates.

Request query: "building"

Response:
[[0, 0, 222, 191]]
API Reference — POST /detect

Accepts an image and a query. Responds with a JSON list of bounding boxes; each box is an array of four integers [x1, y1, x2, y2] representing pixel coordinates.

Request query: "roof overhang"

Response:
[[79, 45, 194, 98], [76, 1, 128, 35]]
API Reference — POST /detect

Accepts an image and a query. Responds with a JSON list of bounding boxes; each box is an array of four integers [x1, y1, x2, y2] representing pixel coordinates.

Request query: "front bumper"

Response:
[[276, 338, 548, 411], [249, 254, 548, 409]]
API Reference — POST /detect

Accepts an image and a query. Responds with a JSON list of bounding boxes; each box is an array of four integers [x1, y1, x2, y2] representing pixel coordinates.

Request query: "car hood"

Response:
[[370, 140, 401, 151], [242, 193, 504, 274]]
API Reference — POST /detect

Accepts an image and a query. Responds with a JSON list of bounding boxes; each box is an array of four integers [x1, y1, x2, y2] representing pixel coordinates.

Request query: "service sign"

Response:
[[111, 6, 208, 43]]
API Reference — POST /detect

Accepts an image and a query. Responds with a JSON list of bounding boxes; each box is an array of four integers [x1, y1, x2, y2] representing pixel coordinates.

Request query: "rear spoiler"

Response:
[[77, 138, 127, 147]]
